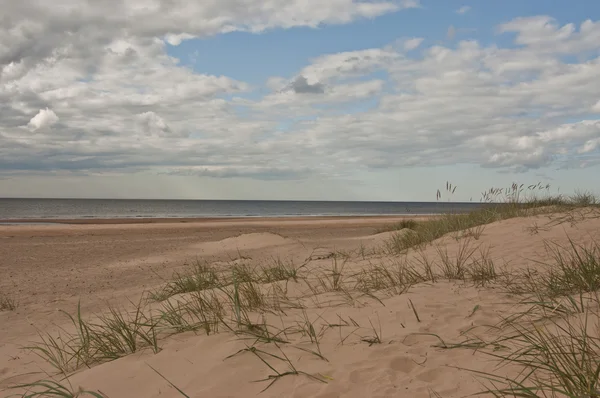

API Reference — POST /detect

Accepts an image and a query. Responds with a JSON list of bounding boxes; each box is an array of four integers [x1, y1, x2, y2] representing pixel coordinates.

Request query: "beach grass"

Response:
[[383, 182, 600, 254], [0, 294, 17, 311], [7, 379, 107, 397], [473, 303, 600, 397]]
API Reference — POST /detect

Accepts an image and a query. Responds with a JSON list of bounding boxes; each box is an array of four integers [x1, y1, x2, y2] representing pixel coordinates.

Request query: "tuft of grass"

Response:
[[461, 224, 486, 240], [260, 258, 300, 283], [181, 291, 226, 335], [8, 379, 106, 398], [305, 258, 349, 295], [354, 259, 426, 296], [158, 300, 204, 334], [360, 316, 383, 346], [292, 310, 327, 361], [467, 248, 499, 287], [475, 312, 600, 398], [500, 238, 600, 300], [150, 258, 302, 303], [92, 303, 161, 359], [150, 261, 221, 301], [543, 238, 600, 298], [26, 330, 83, 375], [0, 294, 17, 311], [231, 264, 257, 284], [436, 239, 478, 281], [26, 300, 161, 374], [376, 219, 419, 233]]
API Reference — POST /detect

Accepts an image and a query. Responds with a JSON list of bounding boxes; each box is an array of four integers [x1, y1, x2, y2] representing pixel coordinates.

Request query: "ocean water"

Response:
[[0, 198, 486, 220]]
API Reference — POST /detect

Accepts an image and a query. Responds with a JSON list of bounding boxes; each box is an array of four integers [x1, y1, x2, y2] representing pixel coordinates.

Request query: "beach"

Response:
[[0, 216, 420, 311], [1, 209, 600, 397]]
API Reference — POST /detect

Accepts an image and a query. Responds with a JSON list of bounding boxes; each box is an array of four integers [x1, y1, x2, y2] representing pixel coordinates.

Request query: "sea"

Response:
[[0, 198, 487, 220]]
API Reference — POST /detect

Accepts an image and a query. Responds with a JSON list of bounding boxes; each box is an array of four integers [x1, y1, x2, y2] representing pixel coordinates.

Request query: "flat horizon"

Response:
[[0, 197, 480, 204]]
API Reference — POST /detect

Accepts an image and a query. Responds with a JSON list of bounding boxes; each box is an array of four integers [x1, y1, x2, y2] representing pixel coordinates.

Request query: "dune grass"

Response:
[[26, 300, 161, 375], [148, 258, 303, 302], [500, 239, 600, 300], [467, 236, 600, 397], [7, 379, 106, 397], [383, 183, 599, 255], [0, 294, 17, 311], [473, 304, 600, 397], [375, 218, 419, 234]]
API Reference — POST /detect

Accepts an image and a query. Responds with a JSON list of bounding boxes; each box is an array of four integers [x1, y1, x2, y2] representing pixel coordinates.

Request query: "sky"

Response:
[[1, 0, 600, 202]]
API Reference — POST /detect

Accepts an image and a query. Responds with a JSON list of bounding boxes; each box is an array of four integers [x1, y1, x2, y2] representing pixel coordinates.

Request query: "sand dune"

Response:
[[2, 211, 600, 397], [193, 232, 293, 253]]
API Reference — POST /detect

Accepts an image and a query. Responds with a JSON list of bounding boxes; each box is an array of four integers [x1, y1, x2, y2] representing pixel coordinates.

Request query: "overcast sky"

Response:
[[1, 0, 600, 201]]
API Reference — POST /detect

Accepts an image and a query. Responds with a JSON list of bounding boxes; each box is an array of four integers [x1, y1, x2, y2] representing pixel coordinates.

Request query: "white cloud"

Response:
[[403, 37, 424, 51], [27, 108, 59, 131], [135, 112, 174, 138], [499, 16, 600, 54], [456, 6, 471, 15], [298, 48, 400, 83], [247, 19, 600, 176], [1, 3, 600, 198]]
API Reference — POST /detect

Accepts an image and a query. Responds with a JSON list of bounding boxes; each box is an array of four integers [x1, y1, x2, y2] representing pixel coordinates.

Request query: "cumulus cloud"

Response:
[[498, 16, 600, 54], [0, 2, 599, 185], [27, 108, 59, 131], [249, 19, 600, 175]]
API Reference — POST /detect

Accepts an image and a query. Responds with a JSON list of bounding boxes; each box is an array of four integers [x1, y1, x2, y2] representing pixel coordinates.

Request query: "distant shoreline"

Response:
[[0, 214, 434, 225], [0, 198, 485, 222]]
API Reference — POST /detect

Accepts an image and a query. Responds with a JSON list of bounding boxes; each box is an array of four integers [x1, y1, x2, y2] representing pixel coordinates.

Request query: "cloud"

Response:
[[164, 165, 312, 180], [298, 48, 400, 83], [27, 108, 59, 131], [403, 37, 424, 51], [456, 6, 471, 15], [287, 76, 326, 94], [400, 0, 421, 8], [1, 5, 600, 186], [135, 111, 175, 137], [498, 16, 600, 54], [248, 19, 600, 175]]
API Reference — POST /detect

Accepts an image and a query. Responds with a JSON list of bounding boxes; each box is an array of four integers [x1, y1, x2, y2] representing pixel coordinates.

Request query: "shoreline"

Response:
[[0, 214, 434, 225]]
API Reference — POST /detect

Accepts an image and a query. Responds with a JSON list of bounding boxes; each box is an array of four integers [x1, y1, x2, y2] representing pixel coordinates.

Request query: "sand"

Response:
[[1, 213, 599, 397]]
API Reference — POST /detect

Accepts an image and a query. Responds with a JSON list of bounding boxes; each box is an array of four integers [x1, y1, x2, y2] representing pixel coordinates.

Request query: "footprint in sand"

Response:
[[348, 365, 377, 383], [415, 367, 440, 382], [388, 356, 418, 374]]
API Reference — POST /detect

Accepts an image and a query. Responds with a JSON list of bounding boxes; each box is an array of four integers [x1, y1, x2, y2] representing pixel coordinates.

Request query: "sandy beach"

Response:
[[0, 216, 420, 311], [1, 210, 600, 397]]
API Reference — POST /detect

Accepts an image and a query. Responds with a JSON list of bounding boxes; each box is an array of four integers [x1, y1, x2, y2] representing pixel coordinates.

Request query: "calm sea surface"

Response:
[[0, 198, 487, 220]]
